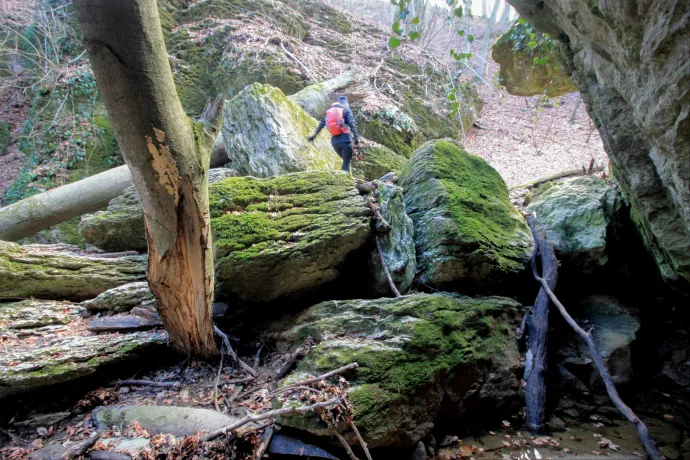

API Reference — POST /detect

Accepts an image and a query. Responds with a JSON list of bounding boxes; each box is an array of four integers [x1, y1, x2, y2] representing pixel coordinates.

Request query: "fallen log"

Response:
[[509, 164, 604, 190], [526, 213, 662, 460], [60, 433, 101, 460], [288, 69, 360, 119], [523, 215, 558, 432], [0, 165, 132, 241]]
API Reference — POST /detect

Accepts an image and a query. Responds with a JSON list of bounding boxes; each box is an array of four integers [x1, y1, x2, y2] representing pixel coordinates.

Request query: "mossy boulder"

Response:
[[351, 141, 408, 181], [211, 171, 371, 302], [525, 177, 623, 270], [398, 140, 533, 292], [492, 22, 577, 97], [79, 168, 240, 252], [221, 83, 340, 177], [0, 329, 166, 399], [368, 182, 416, 295], [81, 282, 154, 313], [0, 300, 84, 331], [355, 105, 425, 158], [269, 293, 523, 449], [0, 241, 147, 301]]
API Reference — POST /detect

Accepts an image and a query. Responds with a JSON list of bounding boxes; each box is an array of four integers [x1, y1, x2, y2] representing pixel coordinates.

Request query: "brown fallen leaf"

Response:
[[663, 414, 674, 419]]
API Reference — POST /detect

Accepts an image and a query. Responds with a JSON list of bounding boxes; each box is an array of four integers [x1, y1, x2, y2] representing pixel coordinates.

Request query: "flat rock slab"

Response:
[[0, 330, 166, 399], [0, 241, 146, 301], [93, 405, 242, 437], [87, 315, 162, 332], [0, 300, 84, 331], [82, 282, 154, 312]]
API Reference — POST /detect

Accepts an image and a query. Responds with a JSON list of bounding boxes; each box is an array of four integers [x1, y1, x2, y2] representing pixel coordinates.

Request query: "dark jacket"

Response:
[[314, 104, 360, 145]]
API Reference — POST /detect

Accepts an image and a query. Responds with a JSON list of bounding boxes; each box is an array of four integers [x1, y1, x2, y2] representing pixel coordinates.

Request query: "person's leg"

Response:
[[340, 143, 353, 172], [332, 142, 344, 160]]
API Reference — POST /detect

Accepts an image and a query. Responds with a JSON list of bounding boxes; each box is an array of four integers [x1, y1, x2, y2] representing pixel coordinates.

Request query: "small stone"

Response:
[[562, 409, 580, 419], [671, 349, 687, 364], [408, 441, 428, 460]]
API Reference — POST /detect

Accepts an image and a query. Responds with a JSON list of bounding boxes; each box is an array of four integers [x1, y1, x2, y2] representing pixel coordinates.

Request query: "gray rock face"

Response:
[[525, 177, 622, 270], [268, 293, 523, 449], [0, 241, 147, 301], [398, 140, 533, 292], [211, 171, 371, 302], [79, 168, 240, 252], [368, 181, 416, 295], [505, 0, 690, 291], [0, 300, 84, 330], [81, 282, 154, 313], [0, 330, 166, 398], [93, 405, 243, 437], [559, 295, 640, 389], [222, 83, 339, 177]]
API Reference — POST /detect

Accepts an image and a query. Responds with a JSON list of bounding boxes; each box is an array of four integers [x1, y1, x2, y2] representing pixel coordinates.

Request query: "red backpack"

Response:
[[326, 105, 350, 136]]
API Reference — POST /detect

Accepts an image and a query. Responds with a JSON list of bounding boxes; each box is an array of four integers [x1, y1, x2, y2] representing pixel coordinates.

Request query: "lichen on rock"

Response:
[[211, 170, 371, 302], [269, 293, 523, 449], [398, 140, 533, 292], [0, 300, 84, 331], [81, 282, 154, 313]]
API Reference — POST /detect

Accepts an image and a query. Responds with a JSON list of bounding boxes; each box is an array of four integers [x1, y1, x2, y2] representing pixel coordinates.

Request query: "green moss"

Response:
[[0, 121, 10, 155], [351, 144, 408, 181]]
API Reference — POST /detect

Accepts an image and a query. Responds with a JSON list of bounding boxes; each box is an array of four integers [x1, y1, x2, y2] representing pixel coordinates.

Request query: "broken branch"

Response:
[[60, 432, 101, 459], [118, 380, 179, 388], [376, 235, 401, 298], [202, 397, 341, 442], [273, 363, 358, 391], [214, 326, 257, 376]]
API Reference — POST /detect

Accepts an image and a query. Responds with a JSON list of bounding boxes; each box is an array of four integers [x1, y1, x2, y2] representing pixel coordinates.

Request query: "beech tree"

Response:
[[73, 0, 219, 357]]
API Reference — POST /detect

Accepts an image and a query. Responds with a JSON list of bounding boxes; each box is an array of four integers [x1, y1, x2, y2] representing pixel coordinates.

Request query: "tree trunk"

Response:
[[481, 0, 488, 18], [474, 0, 501, 80], [0, 166, 132, 242], [73, 0, 219, 357], [499, 1, 512, 30]]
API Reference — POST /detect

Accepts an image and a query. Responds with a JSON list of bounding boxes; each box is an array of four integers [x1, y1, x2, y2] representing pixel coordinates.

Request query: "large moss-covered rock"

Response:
[[0, 241, 146, 301], [211, 171, 371, 302], [356, 105, 425, 158], [0, 330, 166, 399], [79, 168, 240, 252], [506, 0, 690, 292], [270, 293, 522, 449], [351, 141, 408, 181], [368, 182, 416, 295], [492, 21, 577, 97], [222, 83, 340, 177], [525, 177, 622, 270], [398, 140, 533, 292]]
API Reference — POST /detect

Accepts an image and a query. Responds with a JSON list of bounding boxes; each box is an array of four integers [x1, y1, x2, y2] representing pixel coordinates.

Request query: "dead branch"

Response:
[[208, 376, 255, 388], [275, 337, 314, 381], [273, 363, 359, 392], [60, 433, 101, 460], [526, 214, 662, 460], [214, 353, 225, 412], [202, 398, 341, 442], [255, 426, 274, 460], [375, 235, 401, 298], [118, 380, 179, 388], [509, 164, 604, 190], [333, 430, 361, 460], [279, 40, 318, 84], [214, 326, 257, 376], [253, 343, 265, 371], [349, 420, 373, 460]]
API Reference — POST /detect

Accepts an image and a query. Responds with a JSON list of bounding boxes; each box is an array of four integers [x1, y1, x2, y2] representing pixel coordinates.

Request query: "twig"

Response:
[[275, 337, 313, 381], [349, 420, 373, 460], [526, 214, 662, 460], [214, 326, 257, 376], [375, 235, 401, 298], [0, 427, 20, 444], [509, 165, 604, 190], [273, 363, 358, 392], [255, 426, 274, 459], [333, 430, 360, 460], [202, 398, 341, 442], [118, 380, 179, 388], [208, 376, 255, 388], [60, 433, 101, 459], [229, 384, 244, 403], [214, 353, 225, 412], [253, 343, 265, 371]]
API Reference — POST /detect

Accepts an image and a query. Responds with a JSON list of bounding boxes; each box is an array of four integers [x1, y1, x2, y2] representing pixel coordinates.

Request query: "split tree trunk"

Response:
[[0, 166, 132, 242], [523, 215, 558, 432], [475, 0, 501, 80], [73, 0, 219, 357]]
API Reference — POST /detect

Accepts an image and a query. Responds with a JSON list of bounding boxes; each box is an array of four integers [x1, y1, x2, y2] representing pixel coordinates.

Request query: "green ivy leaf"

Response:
[[458, 30, 465, 36], [410, 16, 420, 24], [392, 21, 403, 35], [517, 17, 527, 25], [389, 36, 401, 50], [454, 6, 463, 18], [467, 34, 475, 43], [409, 31, 420, 40]]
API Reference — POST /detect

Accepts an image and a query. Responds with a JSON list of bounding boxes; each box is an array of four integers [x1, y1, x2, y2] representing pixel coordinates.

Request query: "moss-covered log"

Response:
[[0, 241, 146, 301], [0, 166, 133, 242], [288, 69, 359, 119]]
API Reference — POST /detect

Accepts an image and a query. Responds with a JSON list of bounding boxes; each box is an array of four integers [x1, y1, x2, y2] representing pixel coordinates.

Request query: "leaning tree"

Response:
[[73, 0, 219, 356]]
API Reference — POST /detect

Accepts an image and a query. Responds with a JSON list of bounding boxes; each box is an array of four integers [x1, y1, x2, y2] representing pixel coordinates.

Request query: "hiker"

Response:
[[308, 95, 360, 172]]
